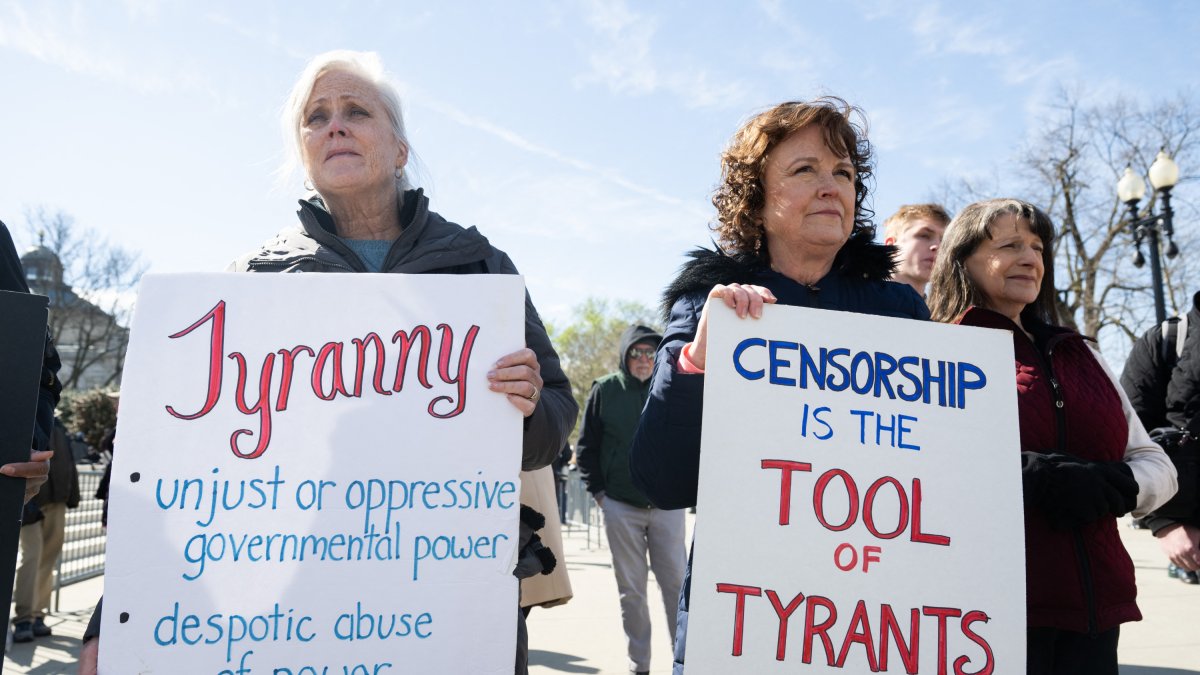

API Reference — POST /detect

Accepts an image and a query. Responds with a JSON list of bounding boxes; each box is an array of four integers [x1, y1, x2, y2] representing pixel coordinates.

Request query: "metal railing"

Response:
[[54, 467, 106, 610], [560, 467, 604, 549]]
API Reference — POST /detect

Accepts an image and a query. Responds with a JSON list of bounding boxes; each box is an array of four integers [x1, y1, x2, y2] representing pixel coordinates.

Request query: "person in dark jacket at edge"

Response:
[[1, 219, 61, 643], [13, 416, 79, 642], [578, 324, 685, 675], [77, 50, 576, 675], [928, 198, 1177, 675], [628, 98, 929, 674], [1120, 291, 1200, 584], [0, 221, 60, 502]]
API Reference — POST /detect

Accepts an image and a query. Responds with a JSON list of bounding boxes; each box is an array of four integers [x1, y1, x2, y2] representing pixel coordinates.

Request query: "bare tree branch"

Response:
[[20, 208, 145, 390], [937, 88, 1198, 356]]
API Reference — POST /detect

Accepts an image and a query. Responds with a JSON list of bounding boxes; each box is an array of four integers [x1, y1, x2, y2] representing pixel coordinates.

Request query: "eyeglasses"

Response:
[[627, 347, 656, 360]]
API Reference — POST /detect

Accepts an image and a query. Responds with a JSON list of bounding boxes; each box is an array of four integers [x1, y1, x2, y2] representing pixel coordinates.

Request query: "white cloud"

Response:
[[909, 3, 1013, 57], [121, 0, 158, 21], [437, 165, 705, 325], [853, 0, 903, 22], [1002, 55, 1076, 87], [890, 2, 1082, 154], [414, 87, 710, 221], [752, 0, 828, 79], [871, 94, 997, 154], [203, 11, 309, 62], [574, 0, 752, 109], [0, 4, 231, 102]]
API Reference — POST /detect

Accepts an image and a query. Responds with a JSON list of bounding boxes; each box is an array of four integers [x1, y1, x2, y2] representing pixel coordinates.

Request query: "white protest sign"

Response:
[[102, 273, 525, 675], [686, 304, 1025, 673]]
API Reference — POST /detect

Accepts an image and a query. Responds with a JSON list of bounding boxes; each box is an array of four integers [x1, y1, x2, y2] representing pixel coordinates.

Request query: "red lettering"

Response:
[[165, 300, 225, 420], [716, 583, 762, 657], [428, 324, 479, 419], [351, 333, 391, 397], [864, 476, 909, 539], [833, 543, 858, 571], [166, 302, 481, 459], [761, 459, 812, 525], [765, 590, 805, 661], [802, 595, 837, 665], [835, 600, 879, 671], [275, 345, 315, 411], [312, 342, 350, 401], [922, 605, 962, 675], [911, 479, 952, 546], [862, 545, 882, 572], [700, 584, 992, 673], [228, 351, 274, 460], [392, 326, 433, 391], [813, 469, 858, 532], [955, 610, 994, 675], [879, 604, 920, 674]]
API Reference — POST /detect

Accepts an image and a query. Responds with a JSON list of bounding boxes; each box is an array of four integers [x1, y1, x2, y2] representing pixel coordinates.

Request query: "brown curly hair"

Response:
[[711, 97, 874, 258]]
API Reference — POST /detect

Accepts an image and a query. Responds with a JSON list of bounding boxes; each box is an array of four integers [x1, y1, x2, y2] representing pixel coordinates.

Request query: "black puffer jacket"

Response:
[[1120, 292, 1200, 531]]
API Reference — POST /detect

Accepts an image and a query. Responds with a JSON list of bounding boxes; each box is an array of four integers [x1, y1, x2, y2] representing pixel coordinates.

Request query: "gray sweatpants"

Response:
[[601, 497, 687, 673]]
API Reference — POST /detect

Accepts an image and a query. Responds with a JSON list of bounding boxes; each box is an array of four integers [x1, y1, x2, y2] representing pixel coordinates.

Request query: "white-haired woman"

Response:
[[229, 50, 574, 456], [77, 50, 575, 675]]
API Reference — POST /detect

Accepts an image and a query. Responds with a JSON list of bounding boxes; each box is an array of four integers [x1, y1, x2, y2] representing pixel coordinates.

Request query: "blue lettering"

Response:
[[813, 406, 833, 440], [958, 363, 986, 409], [733, 338, 766, 380], [798, 343, 825, 389], [826, 348, 851, 391], [769, 341, 799, 386], [873, 352, 898, 398], [850, 351, 874, 394], [898, 414, 921, 451], [897, 356, 922, 402]]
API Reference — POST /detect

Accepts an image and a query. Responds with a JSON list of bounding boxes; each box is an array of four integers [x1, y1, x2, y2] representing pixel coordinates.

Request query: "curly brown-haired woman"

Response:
[[628, 97, 929, 674]]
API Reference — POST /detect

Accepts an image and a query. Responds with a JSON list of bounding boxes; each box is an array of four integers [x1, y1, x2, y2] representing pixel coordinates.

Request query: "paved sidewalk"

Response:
[[528, 517, 1200, 674], [6, 518, 1200, 674], [4, 573, 99, 674]]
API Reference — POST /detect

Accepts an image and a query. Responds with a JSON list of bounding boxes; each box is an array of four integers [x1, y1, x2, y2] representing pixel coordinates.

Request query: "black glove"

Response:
[[1021, 452, 1139, 530], [1092, 460, 1139, 517]]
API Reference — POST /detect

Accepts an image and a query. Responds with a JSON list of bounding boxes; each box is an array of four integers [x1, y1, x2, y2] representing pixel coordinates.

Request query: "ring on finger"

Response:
[[527, 386, 540, 403]]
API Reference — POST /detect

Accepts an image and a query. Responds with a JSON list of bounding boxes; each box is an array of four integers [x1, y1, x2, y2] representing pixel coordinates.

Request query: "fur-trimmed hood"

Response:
[[661, 232, 899, 320]]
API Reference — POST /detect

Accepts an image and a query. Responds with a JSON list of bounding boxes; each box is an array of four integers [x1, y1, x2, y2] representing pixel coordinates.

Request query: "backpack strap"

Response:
[[1161, 314, 1200, 440], [1161, 317, 1183, 370], [1176, 313, 1189, 360]]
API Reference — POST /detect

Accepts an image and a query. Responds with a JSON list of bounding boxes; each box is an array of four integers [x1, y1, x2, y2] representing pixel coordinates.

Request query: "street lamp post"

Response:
[[1117, 149, 1181, 324]]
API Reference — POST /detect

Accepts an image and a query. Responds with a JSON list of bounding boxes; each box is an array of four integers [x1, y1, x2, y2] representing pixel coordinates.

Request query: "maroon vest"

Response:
[[958, 308, 1139, 633]]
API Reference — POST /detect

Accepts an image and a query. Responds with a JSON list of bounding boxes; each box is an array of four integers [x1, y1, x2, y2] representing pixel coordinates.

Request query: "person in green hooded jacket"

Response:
[[577, 324, 686, 675]]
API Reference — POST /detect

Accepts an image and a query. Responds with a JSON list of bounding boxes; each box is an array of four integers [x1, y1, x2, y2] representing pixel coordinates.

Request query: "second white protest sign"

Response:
[[686, 304, 1025, 673]]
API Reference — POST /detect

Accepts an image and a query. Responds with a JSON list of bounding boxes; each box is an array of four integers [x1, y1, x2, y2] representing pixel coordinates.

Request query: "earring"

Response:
[[395, 167, 404, 180], [303, 178, 314, 191]]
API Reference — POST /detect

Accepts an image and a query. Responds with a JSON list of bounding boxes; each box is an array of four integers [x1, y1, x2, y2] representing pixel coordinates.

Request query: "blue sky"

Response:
[[2, 0, 1197, 328]]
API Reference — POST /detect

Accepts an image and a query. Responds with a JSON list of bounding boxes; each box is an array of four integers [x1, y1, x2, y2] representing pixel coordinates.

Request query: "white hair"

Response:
[[280, 50, 413, 194]]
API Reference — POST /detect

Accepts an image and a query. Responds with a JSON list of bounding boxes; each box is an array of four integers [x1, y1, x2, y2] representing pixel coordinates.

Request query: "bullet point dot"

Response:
[[130, 472, 141, 483], [119, 612, 130, 623]]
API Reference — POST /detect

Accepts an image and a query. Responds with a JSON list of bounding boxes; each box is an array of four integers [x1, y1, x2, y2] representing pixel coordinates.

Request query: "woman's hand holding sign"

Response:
[[488, 348, 544, 417], [689, 284, 778, 371]]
